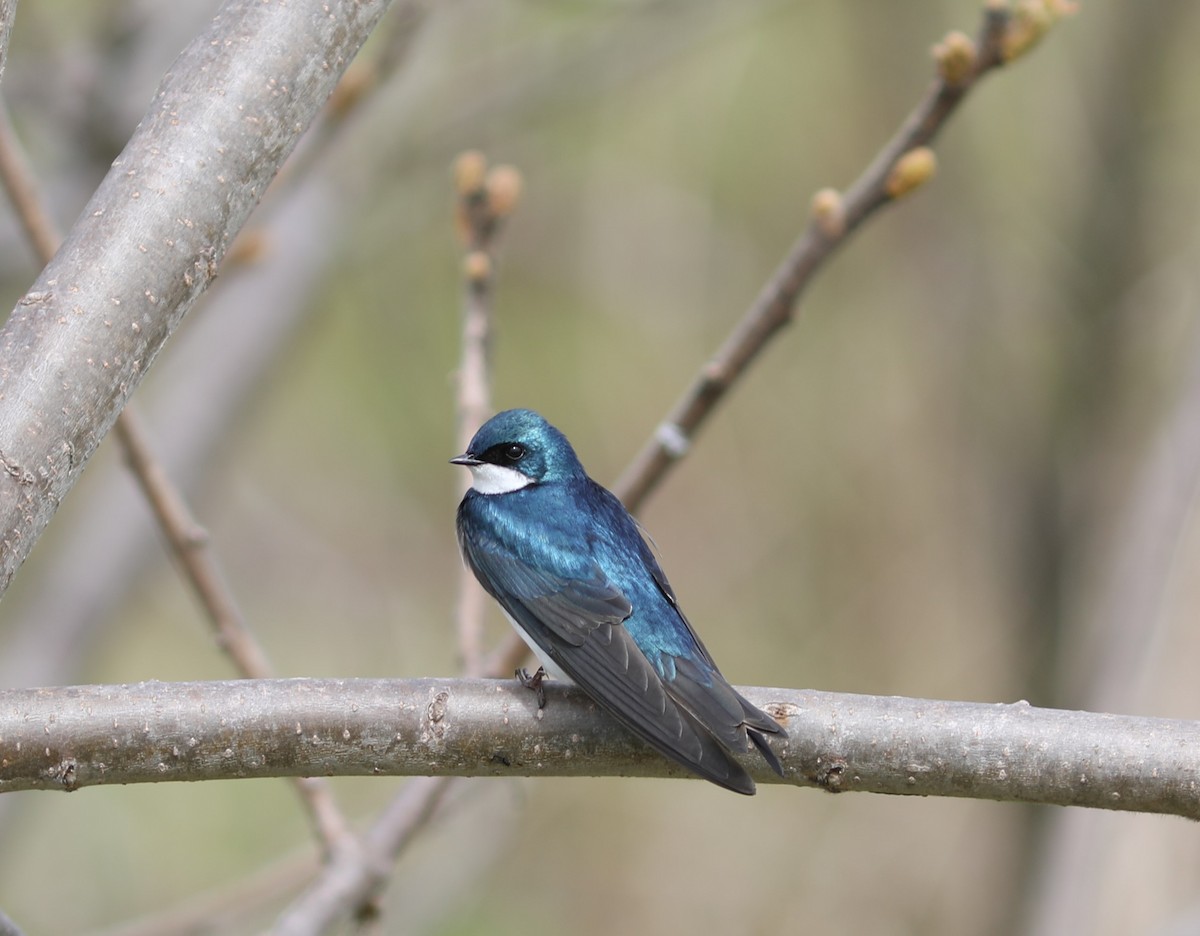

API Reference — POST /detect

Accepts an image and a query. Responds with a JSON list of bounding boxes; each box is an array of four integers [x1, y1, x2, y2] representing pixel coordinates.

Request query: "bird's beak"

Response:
[[449, 454, 482, 467]]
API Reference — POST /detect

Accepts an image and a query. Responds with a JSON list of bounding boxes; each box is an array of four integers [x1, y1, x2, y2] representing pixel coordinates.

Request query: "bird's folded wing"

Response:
[[459, 533, 756, 793]]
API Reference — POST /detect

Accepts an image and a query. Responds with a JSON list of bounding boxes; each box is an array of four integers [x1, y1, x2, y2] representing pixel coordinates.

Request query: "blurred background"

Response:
[[1, 0, 1199, 933]]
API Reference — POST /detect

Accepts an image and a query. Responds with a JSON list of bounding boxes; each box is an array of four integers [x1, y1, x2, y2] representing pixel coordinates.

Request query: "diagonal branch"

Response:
[[612, 3, 1060, 509], [1, 677, 1197, 820], [486, 1, 1073, 675], [0, 0, 394, 596], [0, 0, 14, 85], [0, 81, 355, 863]]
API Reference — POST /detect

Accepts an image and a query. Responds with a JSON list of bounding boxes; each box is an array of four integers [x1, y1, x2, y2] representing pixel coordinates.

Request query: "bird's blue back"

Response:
[[464, 473, 717, 683]]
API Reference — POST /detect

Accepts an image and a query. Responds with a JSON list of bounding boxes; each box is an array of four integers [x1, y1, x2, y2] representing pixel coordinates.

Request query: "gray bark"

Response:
[[1, 677, 1196, 818], [0, 0, 392, 594], [0, 0, 14, 83]]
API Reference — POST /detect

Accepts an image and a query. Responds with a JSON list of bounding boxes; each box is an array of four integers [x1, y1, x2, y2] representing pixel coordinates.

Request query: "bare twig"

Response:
[[610, 4, 1029, 509], [272, 776, 458, 936], [2, 677, 1197, 821], [452, 152, 522, 676], [0, 101, 57, 262], [111, 411, 356, 859], [109, 410, 274, 679]]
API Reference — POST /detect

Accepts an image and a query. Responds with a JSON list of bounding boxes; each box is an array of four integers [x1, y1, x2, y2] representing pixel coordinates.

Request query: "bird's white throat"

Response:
[[467, 462, 534, 495]]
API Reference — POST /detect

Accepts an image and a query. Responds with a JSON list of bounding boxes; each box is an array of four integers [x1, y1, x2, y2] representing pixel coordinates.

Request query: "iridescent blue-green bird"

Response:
[[452, 408, 786, 794]]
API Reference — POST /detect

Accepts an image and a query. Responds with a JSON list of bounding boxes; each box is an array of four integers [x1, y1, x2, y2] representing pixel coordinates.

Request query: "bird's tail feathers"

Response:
[[746, 727, 784, 777]]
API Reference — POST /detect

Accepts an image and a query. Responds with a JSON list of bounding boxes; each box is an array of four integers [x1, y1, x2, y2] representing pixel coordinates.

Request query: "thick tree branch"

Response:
[[0, 0, 14, 85], [0, 908, 25, 936], [1, 678, 1195, 819], [0, 34, 356, 865], [0, 0, 393, 595]]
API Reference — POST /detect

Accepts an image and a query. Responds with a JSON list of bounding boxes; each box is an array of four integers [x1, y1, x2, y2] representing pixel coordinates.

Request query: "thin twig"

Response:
[[612, 6, 1015, 509], [110, 411, 275, 678], [273, 777, 459, 936], [0, 101, 58, 262], [451, 152, 522, 676], [271, 151, 527, 933], [0, 88, 353, 861]]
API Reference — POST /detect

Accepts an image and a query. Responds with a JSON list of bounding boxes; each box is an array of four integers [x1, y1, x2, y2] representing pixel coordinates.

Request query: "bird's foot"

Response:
[[515, 666, 548, 709]]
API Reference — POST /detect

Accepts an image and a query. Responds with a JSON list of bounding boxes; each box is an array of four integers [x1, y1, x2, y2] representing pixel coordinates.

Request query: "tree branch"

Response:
[[611, 3, 1059, 510], [0, 0, 15, 85], [0, 0, 393, 595], [0, 45, 357, 865], [0, 908, 25, 936], [452, 152, 521, 677], [1, 677, 1195, 819]]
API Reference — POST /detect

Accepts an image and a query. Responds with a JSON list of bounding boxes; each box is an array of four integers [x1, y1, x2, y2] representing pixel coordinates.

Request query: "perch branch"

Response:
[[1, 678, 1196, 821]]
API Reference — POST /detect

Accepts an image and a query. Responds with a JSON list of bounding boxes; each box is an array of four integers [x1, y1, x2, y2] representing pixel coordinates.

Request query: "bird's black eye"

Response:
[[502, 443, 526, 464]]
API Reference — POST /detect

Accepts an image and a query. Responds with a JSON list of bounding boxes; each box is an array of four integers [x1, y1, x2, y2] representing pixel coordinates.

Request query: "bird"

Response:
[[451, 408, 787, 795]]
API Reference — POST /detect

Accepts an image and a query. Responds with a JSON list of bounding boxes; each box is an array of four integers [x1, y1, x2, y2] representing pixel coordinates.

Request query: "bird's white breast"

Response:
[[467, 463, 534, 495]]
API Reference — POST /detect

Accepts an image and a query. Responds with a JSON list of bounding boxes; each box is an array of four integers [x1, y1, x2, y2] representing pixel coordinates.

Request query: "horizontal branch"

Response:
[[0, 678, 1196, 818]]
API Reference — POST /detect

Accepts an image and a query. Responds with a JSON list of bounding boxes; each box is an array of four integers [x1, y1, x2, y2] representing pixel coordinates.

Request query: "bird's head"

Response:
[[451, 408, 584, 494]]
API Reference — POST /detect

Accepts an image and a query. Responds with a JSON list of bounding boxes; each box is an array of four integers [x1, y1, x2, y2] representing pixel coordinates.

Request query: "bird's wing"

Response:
[[459, 523, 758, 794], [631, 521, 788, 754]]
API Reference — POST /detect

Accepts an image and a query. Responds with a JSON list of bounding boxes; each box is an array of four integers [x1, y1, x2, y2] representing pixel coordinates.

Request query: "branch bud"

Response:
[[885, 147, 938, 199], [463, 250, 492, 284], [933, 31, 977, 87], [485, 165, 523, 219], [1002, 0, 1076, 63], [811, 188, 846, 239], [453, 150, 488, 197]]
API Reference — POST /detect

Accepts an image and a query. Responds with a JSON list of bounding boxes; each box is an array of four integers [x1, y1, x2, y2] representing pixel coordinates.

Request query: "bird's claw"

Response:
[[516, 666, 548, 709]]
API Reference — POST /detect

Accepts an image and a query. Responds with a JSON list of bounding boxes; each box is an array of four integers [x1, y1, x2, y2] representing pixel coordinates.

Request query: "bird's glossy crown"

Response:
[[463, 409, 585, 484]]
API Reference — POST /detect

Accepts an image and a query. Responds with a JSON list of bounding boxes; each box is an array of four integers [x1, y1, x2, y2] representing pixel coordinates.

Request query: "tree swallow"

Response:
[[452, 408, 786, 795]]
